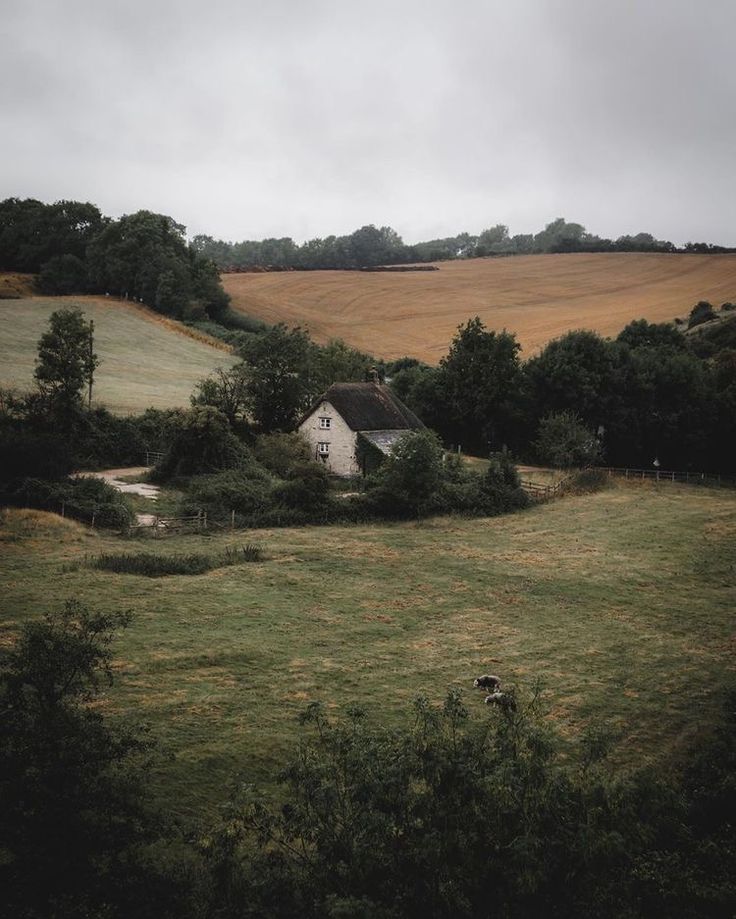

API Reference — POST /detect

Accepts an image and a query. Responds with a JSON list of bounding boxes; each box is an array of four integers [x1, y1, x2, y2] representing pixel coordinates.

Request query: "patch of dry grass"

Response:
[[223, 252, 736, 361]]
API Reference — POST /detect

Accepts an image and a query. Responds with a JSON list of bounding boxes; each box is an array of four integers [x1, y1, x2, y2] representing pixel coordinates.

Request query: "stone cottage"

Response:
[[298, 381, 424, 476]]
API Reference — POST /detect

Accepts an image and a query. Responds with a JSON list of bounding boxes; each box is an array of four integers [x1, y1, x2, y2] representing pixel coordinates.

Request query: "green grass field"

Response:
[[0, 295, 237, 414], [1, 480, 734, 821]]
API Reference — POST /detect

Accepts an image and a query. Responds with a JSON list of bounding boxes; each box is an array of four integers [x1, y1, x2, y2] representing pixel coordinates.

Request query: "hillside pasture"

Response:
[[0, 293, 237, 413], [0, 480, 733, 820], [224, 253, 736, 362]]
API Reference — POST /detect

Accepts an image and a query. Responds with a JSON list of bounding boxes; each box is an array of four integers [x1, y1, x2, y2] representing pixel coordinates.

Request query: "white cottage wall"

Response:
[[298, 400, 360, 476]]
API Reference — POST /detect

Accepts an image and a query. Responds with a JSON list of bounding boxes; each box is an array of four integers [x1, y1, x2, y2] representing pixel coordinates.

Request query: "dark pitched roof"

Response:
[[317, 383, 424, 432]]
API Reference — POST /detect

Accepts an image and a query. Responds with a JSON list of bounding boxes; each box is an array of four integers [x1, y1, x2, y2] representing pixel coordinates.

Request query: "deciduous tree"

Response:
[[34, 308, 98, 413]]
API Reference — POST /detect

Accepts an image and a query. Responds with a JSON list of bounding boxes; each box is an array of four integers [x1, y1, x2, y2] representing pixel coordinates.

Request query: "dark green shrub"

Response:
[[179, 469, 273, 521], [4, 476, 133, 528], [478, 453, 530, 514], [92, 552, 213, 576], [219, 309, 268, 334], [560, 468, 610, 494], [365, 430, 446, 517], [92, 545, 265, 575], [234, 506, 310, 528], [688, 300, 717, 329], [254, 432, 312, 477], [0, 429, 74, 484], [155, 406, 252, 479], [535, 411, 603, 469], [273, 461, 331, 513]]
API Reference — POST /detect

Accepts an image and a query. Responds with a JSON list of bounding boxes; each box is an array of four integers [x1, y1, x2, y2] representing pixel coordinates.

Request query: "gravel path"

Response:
[[75, 467, 160, 500]]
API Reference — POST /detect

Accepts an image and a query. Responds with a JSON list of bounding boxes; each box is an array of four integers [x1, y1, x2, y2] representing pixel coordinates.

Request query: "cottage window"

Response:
[[319, 417, 331, 429], [317, 442, 330, 455]]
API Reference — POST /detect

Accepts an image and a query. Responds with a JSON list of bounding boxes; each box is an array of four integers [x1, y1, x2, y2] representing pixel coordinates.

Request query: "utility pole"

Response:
[[88, 319, 94, 410]]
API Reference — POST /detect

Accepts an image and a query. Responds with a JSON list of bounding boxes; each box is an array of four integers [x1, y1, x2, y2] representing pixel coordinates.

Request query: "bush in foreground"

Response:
[[203, 690, 736, 919], [0, 600, 183, 919]]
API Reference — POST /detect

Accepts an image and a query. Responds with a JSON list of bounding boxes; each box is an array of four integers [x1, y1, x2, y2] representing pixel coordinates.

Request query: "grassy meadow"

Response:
[[224, 252, 736, 361], [0, 293, 237, 414], [1, 479, 734, 822]]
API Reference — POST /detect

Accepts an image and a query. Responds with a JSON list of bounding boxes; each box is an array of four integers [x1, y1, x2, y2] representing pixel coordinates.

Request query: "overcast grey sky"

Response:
[[2, 0, 734, 245]]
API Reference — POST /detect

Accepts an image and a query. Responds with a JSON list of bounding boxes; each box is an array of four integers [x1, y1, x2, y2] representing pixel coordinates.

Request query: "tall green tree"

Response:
[[438, 317, 522, 453], [191, 365, 252, 427], [523, 329, 617, 431], [34, 308, 98, 413], [239, 324, 317, 432]]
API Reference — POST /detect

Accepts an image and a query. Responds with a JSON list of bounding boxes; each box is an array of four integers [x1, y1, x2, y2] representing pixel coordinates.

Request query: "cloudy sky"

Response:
[[2, 0, 734, 245]]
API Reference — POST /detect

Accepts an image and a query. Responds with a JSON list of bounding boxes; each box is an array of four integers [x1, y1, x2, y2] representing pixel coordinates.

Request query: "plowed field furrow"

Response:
[[224, 253, 736, 361]]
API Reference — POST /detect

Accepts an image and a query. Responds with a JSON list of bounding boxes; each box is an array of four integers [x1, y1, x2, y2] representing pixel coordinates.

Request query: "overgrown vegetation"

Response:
[[202, 689, 736, 919], [91, 545, 263, 576], [0, 473, 133, 528]]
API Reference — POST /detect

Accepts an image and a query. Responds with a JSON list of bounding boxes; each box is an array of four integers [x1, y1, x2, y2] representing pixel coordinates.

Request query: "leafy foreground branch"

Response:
[[1, 602, 734, 919], [205, 691, 736, 919]]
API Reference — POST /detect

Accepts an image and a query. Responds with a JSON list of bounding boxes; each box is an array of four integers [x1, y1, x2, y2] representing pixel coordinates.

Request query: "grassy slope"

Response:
[[1, 481, 734, 820], [224, 252, 736, 362], [0, 294, 237, 414]]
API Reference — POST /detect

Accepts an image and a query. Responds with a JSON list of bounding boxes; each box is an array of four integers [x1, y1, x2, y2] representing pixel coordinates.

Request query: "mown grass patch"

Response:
[[0, 480, 734, 821], [0, 295, 237, 413]]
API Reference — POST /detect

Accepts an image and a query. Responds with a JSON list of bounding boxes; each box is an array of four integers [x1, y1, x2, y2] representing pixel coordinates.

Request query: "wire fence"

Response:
[[599, 467, 735, 487]]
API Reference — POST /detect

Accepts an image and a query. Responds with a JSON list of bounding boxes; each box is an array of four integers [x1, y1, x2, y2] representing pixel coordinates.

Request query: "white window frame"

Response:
[[317, 442, 330, 455], [318, 416, 331, 429]]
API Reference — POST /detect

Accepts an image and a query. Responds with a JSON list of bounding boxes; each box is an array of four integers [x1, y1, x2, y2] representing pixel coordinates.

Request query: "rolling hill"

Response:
[[223, 252, 736, 362], [0, 293, 237, 414]]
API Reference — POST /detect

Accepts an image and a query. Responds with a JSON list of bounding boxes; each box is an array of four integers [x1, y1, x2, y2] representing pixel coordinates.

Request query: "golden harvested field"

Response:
[[0, 293, 237, 414], [224, 253, 736, 362]]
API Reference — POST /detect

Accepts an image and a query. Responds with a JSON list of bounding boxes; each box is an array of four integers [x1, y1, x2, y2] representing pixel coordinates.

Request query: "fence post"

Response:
[[203, 512, 208, 530], [91, 512, 96, 528], [231, 509, 235, 531], [61, 501, 65, 518]]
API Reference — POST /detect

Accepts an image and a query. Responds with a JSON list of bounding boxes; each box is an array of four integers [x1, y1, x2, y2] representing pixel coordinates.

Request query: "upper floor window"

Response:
[[319, 417, 331, 429]]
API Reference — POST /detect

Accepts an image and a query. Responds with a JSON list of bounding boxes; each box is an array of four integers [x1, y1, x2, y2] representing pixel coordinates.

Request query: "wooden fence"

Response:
[[519, 479, 565, 501], [144, 451, 165, 466], [127, 511, 207, 536], [521, 467, 735, 501]]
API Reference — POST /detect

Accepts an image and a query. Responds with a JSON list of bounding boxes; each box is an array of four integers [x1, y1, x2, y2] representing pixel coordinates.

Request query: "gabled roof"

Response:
[[311, 382, 424, 432]]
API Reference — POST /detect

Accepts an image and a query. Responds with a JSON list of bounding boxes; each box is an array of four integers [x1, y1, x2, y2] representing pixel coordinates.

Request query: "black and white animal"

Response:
[[484, 690, 516, 711], [473, 674, 501, 691]]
